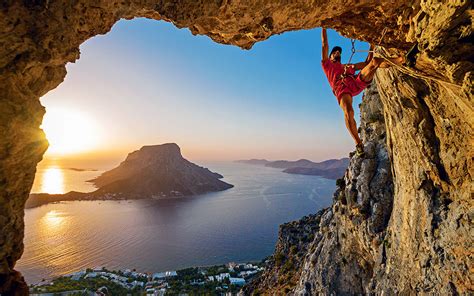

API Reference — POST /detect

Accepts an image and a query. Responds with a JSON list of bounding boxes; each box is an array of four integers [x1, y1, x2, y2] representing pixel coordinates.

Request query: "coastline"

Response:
[[29, 261, 266, 295]]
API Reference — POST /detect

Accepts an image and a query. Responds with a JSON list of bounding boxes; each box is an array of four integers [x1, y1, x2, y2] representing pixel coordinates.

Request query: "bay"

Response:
[[18, 162, 335, 284]]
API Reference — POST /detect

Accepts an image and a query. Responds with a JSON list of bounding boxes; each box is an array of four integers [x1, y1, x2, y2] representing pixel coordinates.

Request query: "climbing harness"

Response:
[[339, 39, 357, 81], [338, 28, 387, 82]]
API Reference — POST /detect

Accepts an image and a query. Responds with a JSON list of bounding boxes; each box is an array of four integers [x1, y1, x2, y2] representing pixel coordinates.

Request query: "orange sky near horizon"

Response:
[[40, 103, 349, 165]]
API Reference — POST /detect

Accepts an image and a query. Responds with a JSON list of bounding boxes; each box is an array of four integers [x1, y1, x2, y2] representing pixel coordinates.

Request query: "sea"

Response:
[[17, 161, 335, 284]]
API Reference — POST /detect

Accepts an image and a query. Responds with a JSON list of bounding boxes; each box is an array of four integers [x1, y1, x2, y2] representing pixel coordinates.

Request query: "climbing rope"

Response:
[[341, 28, 461, 89], [378, 28, 388, 47], [376, 51, 462, 89]]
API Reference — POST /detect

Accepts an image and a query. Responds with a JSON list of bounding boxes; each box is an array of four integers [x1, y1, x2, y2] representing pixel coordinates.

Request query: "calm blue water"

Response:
[[18, 162, 335, 284]]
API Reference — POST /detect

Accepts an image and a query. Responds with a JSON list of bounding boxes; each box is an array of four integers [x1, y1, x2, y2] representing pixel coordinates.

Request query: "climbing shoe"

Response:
[[355, 143, 365, 158]]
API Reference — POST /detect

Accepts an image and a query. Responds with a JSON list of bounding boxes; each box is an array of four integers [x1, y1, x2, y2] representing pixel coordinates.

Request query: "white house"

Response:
[[152, 271, 177, 279], [245, 264, 254, 269], [215, 273, 230, 282], [229, 277, 246, 286]]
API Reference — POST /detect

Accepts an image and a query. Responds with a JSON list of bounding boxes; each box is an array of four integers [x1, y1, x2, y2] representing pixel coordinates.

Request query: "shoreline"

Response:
[[29, 260, 267, 295], [26, 189, 231, 209]]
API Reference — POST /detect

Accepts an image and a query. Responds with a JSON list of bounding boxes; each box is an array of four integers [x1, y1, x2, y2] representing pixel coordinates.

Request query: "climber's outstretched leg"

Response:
[[359, 56, 404, 82], [339, 94, 361, 145]]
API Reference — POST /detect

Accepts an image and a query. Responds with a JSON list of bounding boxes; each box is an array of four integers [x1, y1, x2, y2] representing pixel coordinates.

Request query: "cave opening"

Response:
[[1, 2, 471, 294]]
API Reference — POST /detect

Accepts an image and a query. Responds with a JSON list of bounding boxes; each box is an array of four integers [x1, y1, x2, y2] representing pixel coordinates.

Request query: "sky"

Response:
[[40, 18, 370, 164]]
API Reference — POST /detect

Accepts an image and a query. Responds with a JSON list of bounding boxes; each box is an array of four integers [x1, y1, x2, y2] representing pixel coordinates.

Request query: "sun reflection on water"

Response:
[[42, 210, 65, 230], [41, 167, 65, 194], [37, 209, 82, 271]]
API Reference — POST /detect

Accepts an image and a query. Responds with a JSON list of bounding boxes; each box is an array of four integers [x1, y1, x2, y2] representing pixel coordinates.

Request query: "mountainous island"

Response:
[[26, 143, 233, 208], [235, 158, 349, 180]]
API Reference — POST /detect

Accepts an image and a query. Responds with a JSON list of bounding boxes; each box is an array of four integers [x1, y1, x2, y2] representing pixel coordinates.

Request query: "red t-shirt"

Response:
[[321, 59, 367, 103]]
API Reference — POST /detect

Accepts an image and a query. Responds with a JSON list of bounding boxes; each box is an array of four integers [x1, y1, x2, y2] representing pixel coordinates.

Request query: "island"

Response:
[[27, 143, 233, 208], [235, 158, 349, 180]]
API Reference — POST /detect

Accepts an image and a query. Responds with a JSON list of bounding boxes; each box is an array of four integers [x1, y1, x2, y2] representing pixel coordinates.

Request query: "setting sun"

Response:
[[41, 107, 101, 156]]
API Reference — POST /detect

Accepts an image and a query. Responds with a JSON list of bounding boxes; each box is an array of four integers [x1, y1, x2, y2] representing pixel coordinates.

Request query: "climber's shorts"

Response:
[[335, 73, 370, 104]]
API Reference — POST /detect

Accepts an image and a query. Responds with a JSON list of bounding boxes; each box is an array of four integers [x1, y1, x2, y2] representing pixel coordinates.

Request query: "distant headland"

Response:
[[235, 158, 349, 180]]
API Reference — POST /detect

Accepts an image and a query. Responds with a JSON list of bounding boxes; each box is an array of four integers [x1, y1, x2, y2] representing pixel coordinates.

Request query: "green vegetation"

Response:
[[274, 252, 286, 265], [166, 279, 241, 295], [30, 276, 133, 295], [204, 264, 226, 276], [290, 245, 298, 255], [282, 259, 294, 272]]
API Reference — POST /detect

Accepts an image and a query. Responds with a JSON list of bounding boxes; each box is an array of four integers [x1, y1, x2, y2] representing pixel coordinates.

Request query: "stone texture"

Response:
[[290, 83, 394, 295], [242, 213, 323, 295], [0, 0, 472, 294], [249, 57, 472, 294]]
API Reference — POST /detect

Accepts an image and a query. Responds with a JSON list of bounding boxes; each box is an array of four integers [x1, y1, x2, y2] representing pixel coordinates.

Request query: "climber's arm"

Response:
[[353, 62, 368, 71], [321, 28, 328, 61], [366, 44, 374, 63]]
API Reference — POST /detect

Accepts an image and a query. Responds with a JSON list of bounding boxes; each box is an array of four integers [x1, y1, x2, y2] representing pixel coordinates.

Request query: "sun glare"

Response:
[[41, 167, 65, 194], [41, 107, 101, 156]]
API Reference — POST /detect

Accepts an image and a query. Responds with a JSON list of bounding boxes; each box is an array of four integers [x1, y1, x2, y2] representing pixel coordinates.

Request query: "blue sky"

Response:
[[41, 18, 370, 162]]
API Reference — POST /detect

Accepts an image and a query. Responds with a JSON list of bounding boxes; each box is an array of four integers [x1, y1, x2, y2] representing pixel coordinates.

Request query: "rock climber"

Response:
[[321, 28, 404, 157]]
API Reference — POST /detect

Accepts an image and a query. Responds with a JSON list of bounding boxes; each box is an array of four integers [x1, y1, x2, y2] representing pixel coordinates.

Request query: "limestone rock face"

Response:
[[292, 82, 396, 295], [248, 82, 395, 295], [243, 212, 324, 295], [0, 0, 472, 294], [250, 56, 472, 294]]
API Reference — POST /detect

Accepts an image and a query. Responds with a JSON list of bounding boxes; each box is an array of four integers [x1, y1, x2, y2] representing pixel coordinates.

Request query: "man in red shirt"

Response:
[[321, 28, 403, 157]]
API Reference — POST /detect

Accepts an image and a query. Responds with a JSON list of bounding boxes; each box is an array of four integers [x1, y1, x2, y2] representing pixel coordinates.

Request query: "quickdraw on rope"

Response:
[[340, 39, 357, 81], [340, 28, 387, 81], [378, 28, 388, 47], [347, 39, 356, 64], [354, 27, 388, 54]]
